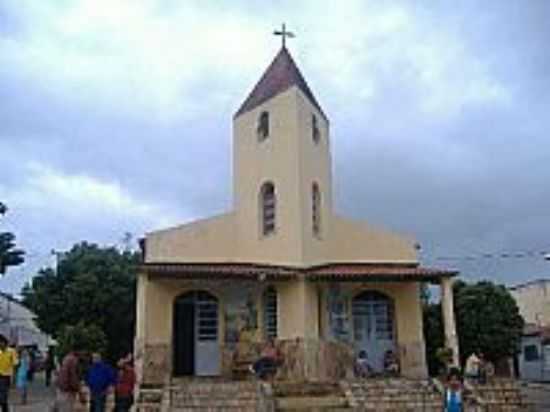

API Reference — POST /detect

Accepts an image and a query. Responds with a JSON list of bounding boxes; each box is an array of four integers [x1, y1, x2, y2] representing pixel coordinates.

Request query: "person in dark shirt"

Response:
[[85, 353, 116, 412], [44, 347, 57, 387]]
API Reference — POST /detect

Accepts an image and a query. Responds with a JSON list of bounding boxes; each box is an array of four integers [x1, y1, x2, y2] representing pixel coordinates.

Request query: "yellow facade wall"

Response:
[[146, 213, 237, 264], [145, 85, 418, 268]]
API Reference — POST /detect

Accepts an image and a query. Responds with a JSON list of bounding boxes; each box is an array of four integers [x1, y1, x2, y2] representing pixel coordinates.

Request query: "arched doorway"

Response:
[[173, 291, 220, 376], [352, 290, 396, 372]]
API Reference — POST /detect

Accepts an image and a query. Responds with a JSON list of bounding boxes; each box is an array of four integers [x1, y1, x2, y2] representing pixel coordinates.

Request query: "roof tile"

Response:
[[235, 47, 325, 118]]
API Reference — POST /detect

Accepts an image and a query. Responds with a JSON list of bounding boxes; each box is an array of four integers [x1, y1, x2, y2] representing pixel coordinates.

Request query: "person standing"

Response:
[[443, 368, 464, 412], [55, 347, 84, 412], [0, 335, 18, 412], [45, 347, 57, 387], [16, 349, 30, 404], [114, 354, 136, 412], [85, 352, 116, 412]]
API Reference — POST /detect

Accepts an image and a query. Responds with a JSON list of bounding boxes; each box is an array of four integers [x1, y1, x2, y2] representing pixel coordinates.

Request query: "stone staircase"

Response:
[[135, 380, 267, 412], [467, 379, 534, 411], [135, 384, 167, 412], [273, 381, 350, 411], [341, 378, 443, 411], [169, 380, 264, 411]]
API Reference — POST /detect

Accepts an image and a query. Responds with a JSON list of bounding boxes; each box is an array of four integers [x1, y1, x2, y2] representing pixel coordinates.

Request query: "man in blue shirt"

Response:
[[85, 352, 116, 412]]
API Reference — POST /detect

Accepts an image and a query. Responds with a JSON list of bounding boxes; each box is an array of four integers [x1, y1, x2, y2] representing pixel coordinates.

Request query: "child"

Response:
[[444, 368, 464, 412], [16, 349, 30, 404]]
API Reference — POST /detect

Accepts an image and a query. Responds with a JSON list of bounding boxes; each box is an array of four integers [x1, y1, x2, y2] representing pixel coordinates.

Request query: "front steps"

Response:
[[342, 378, 443, 411], [135, 380, 265, 412], [170, 380, 263, 411], [467, 379, 534, 411], [273, 381, 350, 411], [136, 377, 533, 411]]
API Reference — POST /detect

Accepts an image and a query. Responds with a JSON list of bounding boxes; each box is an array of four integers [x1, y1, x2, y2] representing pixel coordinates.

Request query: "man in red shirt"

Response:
[[54, 347, 85, 412], [114, 354, 135, 412]]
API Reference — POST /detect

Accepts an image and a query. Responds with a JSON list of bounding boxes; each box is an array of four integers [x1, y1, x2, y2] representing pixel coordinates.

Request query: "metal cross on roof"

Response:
[[274, 23, 295, 48]]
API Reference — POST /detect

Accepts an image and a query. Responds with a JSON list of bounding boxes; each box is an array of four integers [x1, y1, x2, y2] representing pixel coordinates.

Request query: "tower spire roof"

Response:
[[234, 46, 325, 119]]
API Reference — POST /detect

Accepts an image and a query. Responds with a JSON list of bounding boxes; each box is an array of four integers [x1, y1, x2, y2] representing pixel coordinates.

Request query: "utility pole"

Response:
[[51, 249, 66, 273]]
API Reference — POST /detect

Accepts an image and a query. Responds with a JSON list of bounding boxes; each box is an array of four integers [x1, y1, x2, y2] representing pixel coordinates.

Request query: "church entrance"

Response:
[[173, 291, 220, 376], [352, 291, 396, 372]]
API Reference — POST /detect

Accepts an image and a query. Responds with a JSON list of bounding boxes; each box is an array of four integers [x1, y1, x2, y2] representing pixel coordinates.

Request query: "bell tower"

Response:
[[232, 44, 333, 265]]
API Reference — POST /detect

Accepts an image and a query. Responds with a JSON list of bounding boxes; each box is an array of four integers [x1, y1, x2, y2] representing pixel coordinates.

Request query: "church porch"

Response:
[[134, 262, 457, 387]]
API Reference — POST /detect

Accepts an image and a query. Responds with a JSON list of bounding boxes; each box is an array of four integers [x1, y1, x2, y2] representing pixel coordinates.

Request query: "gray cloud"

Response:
[[1, 1, 549, 293]]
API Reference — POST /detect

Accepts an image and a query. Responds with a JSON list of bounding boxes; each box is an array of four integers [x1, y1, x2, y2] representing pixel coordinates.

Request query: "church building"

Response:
[[135, 42, 459, 386]]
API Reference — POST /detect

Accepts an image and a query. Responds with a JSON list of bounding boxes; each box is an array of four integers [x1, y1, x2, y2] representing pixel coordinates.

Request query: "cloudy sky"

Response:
[[1, 0, 549, 294]]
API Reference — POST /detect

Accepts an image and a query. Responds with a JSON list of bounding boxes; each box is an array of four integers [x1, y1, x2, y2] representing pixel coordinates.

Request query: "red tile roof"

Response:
[[523, 323, 550, 343], [142, 262, 456, 282], [234, 46, 326, 119], [305, 263, 458, 281]]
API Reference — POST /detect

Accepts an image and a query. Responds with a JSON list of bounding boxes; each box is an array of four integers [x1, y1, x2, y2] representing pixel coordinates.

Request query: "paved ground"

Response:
[[521, 382, 550, 412], [7, 374, 56, 412]]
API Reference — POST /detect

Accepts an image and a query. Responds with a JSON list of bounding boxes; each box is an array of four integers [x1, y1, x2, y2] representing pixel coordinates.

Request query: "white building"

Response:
[[0, 293, 54, 351], [510, 279, 550, 327]]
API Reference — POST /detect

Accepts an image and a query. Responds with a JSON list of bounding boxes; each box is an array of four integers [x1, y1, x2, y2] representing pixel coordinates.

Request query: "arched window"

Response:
[[263, 286, 278, 339], [312, 114, 320, 143], [312, 183, 321, 236], [257, 111, 269, 141], [260, 182, 276, 236]]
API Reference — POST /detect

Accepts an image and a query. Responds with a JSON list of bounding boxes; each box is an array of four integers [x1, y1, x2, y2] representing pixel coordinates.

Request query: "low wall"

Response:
[[135, 338, 425, 385], [223, 338, 355, 381]]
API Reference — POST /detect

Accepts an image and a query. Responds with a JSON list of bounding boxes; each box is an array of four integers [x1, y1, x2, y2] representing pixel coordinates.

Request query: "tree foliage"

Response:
[[22, 242, 139, 360], [423, 280, 524, 375], [0, 202, 24, 274], [455, 280, 523, 363], [57, 322, 107, 359], [423, 301, 444, 376]]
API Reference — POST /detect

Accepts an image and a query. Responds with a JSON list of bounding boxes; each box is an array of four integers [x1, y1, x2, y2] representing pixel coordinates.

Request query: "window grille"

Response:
[[263, 287, 278, 339]]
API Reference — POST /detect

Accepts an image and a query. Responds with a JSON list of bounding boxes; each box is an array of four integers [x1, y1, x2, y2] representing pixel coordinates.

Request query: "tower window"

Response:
[[261, 182, 276, 236], [312, 183, 321, 236], [258, 111, 270, 141], [312, 114, 320, 144]]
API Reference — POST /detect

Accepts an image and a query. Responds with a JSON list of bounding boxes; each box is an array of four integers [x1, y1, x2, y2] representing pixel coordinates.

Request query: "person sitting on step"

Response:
[[249, 338, 281, 380], [383, 349, 399, 376], [354, 350, 372, 378]]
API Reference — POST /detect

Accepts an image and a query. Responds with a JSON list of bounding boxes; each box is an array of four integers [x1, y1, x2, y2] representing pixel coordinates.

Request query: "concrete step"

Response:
[[276, 395, 349, 410], [172, 408, 257, 412]]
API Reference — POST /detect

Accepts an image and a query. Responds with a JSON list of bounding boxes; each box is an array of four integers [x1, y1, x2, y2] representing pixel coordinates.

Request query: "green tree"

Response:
[[57, 321, 108, 359], [455, 280, 523, 363], [423, 280, 524, 375], [0, 202, 24, 274], [22, 242, 139, 360], [423, 302, 444, 376]]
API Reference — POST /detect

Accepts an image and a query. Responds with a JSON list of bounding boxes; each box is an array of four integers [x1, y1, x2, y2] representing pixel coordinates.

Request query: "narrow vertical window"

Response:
[[312, 114, 320, 144], [263, 286, 278, 339], [312, 183, 321, 236], [261, 182, 276, 236], [258, 111, 270, 141]]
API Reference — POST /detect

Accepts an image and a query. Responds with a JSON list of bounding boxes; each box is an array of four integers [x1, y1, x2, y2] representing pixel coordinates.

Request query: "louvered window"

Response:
[[261, 182, 276, 236], [312, 114, 320, 143], [312, 183, 321, 236], [258, 111, 269, 141]]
